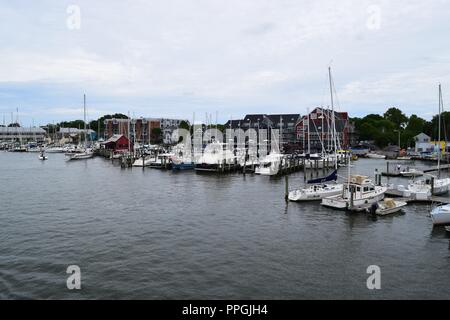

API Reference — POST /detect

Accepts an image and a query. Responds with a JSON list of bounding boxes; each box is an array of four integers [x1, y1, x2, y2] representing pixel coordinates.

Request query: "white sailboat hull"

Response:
[[431, 205, 450, 226], [289, 184, 343, 202], [67, 152, 94, 160]]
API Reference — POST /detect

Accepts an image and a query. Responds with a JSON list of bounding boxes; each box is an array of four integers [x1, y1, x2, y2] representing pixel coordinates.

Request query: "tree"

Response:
[[178, 120, 190, 131], [88, 113, 129, 135], [402, 115, 429, 148], [151, 127, 162, 143], [384, 107, 408, 129], [429, 111, 450, 141]]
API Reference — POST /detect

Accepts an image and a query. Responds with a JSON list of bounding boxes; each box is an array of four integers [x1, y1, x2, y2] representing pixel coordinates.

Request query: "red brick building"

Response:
[[296, 107, 351, 152], [101, 134, 132, 152]]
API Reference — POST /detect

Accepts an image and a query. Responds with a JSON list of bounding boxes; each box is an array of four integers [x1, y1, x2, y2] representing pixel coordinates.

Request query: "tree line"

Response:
[[351, 107, 449, 149]]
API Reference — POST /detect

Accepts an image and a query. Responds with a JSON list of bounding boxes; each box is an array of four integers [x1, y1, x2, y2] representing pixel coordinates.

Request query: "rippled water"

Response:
[[0, 152, 449, 299]]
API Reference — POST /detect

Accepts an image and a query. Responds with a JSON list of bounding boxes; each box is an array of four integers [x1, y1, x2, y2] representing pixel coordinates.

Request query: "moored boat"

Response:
[[321, 175, 387, 211], [373, 198, 408, 216], [430, 204, 450, 226], [400, 168, 424, 178], [367, 153, 386, 159], [289, 183, 343, 202]]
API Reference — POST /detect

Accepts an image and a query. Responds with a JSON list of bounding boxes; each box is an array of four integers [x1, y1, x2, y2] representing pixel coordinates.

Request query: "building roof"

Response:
[[102, 134, 128, 144], [415, 133, 431, 139], [267, 114, 301, 124], [0, 127, 46, 134], [59, 128, 95, 134]]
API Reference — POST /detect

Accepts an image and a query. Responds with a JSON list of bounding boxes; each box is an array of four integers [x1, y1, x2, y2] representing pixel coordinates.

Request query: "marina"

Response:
[[1, 152, 449, 299]]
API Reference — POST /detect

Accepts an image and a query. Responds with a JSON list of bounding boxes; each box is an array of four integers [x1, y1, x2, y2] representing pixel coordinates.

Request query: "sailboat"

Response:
[[255, 119, 285, 176], [430, 203, 450, 226], [402, 85, 450, 198], [289, 67, 344, 201], [66, 95, 94, 161]]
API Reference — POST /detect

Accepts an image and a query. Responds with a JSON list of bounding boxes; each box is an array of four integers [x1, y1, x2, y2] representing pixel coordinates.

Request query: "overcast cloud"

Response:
[[0, 0, 449, 125]]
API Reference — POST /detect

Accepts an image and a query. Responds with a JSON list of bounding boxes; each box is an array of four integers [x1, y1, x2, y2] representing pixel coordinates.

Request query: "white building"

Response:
[[0, 126, 46, 142]]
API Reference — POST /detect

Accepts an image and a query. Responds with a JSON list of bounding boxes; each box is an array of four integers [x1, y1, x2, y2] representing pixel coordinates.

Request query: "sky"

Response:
[[1, 0, 450, 126]]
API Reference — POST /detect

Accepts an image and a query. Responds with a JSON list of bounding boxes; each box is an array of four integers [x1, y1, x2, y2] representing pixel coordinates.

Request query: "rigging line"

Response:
[[329, 71, 343, 150], [310, 111, 326, 154]]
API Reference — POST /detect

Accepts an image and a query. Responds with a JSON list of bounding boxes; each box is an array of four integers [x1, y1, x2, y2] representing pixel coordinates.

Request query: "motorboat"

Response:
[[147, 153, 174, 169], [400, 168, 424, 178], [38, 152, 48, 161], [171, 144, 194, 171], [46, 146, 66, 153], [430, 204, 450, 226], [321, 175, 387, 211], [195, 146, 236, 172], [255, 152, 284, 176], [394, 176, 450, 200], [371, 199, 408, 216], [367, 153, 386, 159], [132, 157, 153, 167]]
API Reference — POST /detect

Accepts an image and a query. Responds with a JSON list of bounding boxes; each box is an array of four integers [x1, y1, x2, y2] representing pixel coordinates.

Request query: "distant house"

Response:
[[58, 128, 97, 142], [101, 134, 132, 152], [414, 133, 433, 153], [223, 113, 301, 146]]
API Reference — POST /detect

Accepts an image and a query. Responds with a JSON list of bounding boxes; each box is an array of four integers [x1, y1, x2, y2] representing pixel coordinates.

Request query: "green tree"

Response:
[[151, 127, 162, 143], [88, 113, 129, 135], [178, 120, 190, 131], [384, 107, 408, 129]]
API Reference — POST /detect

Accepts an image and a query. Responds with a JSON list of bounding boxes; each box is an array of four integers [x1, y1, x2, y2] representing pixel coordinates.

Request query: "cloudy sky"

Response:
[[0, 0, 449, 126]]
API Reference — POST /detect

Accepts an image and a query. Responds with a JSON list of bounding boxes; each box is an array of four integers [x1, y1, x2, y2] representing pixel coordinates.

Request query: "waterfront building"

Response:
[[58, 128, 97, 143], [0, 126, 47, 142], [295, 107, 352, 153], [104, 117, 187, 145], [224, 114, 301, 150], [101, 134, 132, 152]]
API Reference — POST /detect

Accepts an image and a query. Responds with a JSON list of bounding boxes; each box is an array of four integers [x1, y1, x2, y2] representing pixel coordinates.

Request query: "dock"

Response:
[[385, 188, 450, 204], [381, 161, 450, 177]]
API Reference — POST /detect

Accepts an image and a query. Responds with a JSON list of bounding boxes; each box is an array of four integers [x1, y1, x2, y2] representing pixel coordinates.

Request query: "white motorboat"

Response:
[[367, 153, 386, 159], [289, 184, 343, 202], [255, 152, 284, 176], [397, 156, 412, 161], [400, 168, 424, 178], [66, 149, 94, 160], [321, 175, 387, 211], [397, 176, 450, 200], [132, 156, 155, 167], [430, 204, 450, 226], [373, 199, 408, 216], [46, 146, 66, 153], [38, 153, 48, 160]]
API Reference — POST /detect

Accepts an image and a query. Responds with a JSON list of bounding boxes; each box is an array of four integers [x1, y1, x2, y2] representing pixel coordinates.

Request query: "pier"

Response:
[[382, 161, 450, 177]]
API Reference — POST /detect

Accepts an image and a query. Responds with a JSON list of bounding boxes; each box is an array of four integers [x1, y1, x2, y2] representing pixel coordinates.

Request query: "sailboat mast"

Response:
[[321, 107, 324, 157], [83, 94, 87, 147], [307, 108, 311, 154], [438, 84, 442, 178], [329, 67, 338, 169]]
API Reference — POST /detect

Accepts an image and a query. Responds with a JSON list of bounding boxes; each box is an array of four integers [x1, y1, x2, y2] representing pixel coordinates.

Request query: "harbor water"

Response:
[[0, 152, 449, 299]]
